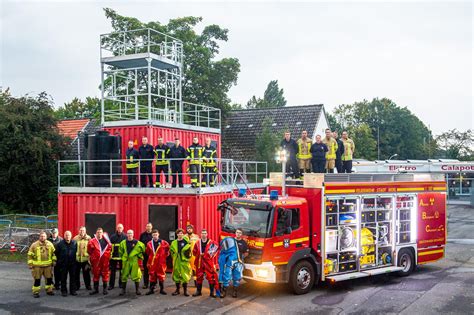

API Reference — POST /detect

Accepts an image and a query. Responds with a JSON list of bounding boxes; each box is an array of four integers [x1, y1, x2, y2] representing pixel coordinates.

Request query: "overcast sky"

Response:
[[1, 0, 472, 134]]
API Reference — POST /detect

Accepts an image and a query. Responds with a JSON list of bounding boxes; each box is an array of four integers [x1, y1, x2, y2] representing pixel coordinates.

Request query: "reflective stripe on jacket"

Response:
[[187, 144, 204, 165], [154, 145, 170, 165]]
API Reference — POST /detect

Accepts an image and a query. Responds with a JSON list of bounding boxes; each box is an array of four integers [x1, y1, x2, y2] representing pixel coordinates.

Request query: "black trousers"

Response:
[[288, 157, 300, 178], [140, 162, 153, 187], [60, 264, 76, 294], [342, 160, 353, 173], [155, 164, 169, 185], [143, 254, 149, 287], [75, 261, 91, 290], [312, 160, 326, 173], [127, 168, 138, 187], [202, 166, 216, 186], [53, 264, 61, 289], [171, 162, 184, 187], [109, 260, 122, 288], [335, 158, 343, 173]]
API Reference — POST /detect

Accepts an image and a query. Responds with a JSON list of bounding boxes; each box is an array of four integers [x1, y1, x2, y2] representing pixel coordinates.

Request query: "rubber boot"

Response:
[[159, 281, 167, 295], [209, 284, 216, 298], [89, 282, 99, 295], [135, 282, 142, 295], [172, 283, 180, 296], [103, 282, 108, 295], [192, 283, 202, 297], [119, 282, 126, 296], [232, 286, 238, 298], [146, 282, 156, 295], [220, 286, 227, 298], [183, 283, 189, 297]]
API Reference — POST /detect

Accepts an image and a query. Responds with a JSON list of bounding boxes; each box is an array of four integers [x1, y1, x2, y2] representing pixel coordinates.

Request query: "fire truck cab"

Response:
[[219, 173, 447, 294]]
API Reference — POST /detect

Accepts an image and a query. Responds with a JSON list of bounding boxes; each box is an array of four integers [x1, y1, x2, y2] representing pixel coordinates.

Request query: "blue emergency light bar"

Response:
[[270, 190, 279, 200], [238, 188, 246, 197]]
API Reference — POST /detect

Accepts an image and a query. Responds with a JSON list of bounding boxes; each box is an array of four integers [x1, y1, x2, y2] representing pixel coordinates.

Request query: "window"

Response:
[[276, 208, 300, 234]]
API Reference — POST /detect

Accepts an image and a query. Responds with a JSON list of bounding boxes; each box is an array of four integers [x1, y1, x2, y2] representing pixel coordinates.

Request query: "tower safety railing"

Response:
[[58, 158, 267, 190]]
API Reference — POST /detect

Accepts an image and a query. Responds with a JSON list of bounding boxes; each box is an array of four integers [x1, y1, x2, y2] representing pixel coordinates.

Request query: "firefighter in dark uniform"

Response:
[[108, 223, 126, 290], [187, 137, 204, 188], [47, 228, 62, 290], [333, 131, 344, 173], [169, 138, 187, 188], [139, 223, 153, 289], [125, 141, 139, 187], [138, 136, 155, 188], [280, 131, 299, 179], [201, 137, 217, 187], [154, 137, 170, 188]]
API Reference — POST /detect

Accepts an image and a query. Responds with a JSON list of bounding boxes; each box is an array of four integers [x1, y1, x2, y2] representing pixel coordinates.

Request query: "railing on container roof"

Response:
[[100, 28, 183, 64], [58, 158, 267, 190]]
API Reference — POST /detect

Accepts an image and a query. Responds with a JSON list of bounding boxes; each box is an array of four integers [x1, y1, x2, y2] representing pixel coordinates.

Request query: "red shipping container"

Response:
[[58, 191, 231, 242]]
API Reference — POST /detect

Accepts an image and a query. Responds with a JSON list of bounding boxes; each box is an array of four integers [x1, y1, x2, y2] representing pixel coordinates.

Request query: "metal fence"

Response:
[[0, 214, 58, 253], [58, 158, 267, 190]]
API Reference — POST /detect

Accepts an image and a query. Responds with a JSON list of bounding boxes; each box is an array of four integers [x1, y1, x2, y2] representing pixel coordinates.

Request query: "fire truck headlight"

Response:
[[256, 268, 270, 279]]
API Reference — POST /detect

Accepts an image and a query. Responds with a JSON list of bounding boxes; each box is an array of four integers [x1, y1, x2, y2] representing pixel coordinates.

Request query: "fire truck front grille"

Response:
[[245, 248, 263, 264]]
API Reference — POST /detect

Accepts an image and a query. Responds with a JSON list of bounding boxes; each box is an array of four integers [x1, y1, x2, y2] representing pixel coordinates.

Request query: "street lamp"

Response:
[[388, 154, 398, 160], [275, 149, 289, 196]]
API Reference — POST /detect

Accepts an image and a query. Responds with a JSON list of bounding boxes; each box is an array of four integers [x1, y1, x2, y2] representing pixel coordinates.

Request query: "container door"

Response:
[[85, 214, 116, 236], [149, 205, 178, 268]]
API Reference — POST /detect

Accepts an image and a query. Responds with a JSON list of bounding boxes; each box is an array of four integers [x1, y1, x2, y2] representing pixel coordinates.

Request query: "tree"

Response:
[[330, 98, 434, 160], [246, 80, 287, 109], [255, 117, 282, 173], [55, 97, 100, 120], [103, 9, 240, 115], [0, 92, 70, 214], [436, 129, 473, 160]]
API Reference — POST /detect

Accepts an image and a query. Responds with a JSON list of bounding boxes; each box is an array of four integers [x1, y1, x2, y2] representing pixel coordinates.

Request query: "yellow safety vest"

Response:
[[27, 240, 56, 267]]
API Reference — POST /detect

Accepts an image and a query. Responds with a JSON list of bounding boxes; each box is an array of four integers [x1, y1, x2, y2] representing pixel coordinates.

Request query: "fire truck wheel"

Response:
[[289, 260, 315, 295], [397, 248, 415, 277]]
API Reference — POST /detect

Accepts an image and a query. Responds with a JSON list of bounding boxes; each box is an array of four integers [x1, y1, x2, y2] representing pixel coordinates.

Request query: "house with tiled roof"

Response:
[[57, 119, 101, 159], [222, 104, 330, 161]]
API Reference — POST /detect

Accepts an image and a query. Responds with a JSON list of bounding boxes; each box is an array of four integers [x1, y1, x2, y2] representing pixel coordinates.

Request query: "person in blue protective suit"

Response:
[[218, 233, 247, 298]]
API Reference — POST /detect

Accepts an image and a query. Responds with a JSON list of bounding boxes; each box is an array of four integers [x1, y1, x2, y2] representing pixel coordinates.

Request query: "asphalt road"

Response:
[[0, 205, 473, 315]]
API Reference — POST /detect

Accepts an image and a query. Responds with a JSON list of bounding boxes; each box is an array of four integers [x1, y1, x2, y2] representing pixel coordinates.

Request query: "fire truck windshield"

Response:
[[221, 201, 273, 238]]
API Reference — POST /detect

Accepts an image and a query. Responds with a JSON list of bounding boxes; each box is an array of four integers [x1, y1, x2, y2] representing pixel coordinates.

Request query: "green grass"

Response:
[[0, 250, 27, 263]]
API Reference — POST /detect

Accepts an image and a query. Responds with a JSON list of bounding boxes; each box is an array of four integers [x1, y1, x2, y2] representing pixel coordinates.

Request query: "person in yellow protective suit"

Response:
[[170, 229, 192, 296], [341, 130, 356, 173], [28, 231, 57, 298], [73, 226, 91, 290], [186, 224, 199, 285], [297, 130, 312, 177], [322, 128, 338, 173], [119, 229, 146, 296]]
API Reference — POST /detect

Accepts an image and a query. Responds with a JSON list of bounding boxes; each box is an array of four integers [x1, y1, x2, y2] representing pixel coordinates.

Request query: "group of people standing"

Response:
[[125, 136, 218, 189], [280, 128, 355, 177], [27, 224, 249, 299]]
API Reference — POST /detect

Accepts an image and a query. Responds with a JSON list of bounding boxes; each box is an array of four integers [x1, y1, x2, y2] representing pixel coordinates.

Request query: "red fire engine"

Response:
[[218, 173, 446, 294]]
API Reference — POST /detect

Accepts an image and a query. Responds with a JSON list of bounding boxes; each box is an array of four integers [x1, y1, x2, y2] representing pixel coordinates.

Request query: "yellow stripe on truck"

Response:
[[418, 249, 444, 256], [273, 237, 309, 248]]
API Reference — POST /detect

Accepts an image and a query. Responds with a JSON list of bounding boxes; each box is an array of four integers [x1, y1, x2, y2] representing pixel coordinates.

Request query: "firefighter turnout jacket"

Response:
[[73, 234, 91, 263], [322, 137, 338, 160], [187, 143, 204, 165], [126, 147, 139, 169], [297, 138, 312, 160], [28, 240, 56, 267], [154, 144, 170, 166], [202, 145, 217, 168]]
